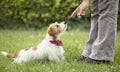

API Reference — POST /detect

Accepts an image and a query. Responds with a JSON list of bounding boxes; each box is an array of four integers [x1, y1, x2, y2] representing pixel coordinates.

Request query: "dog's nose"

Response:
[[63, 21, 67, 24]]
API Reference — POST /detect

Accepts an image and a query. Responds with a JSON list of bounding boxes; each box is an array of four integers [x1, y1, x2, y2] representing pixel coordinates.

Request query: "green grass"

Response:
[[0, 29, 120, 72]]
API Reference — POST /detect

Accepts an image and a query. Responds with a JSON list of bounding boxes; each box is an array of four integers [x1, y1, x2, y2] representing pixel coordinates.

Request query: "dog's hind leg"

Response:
[[48, 54, 60, 62]]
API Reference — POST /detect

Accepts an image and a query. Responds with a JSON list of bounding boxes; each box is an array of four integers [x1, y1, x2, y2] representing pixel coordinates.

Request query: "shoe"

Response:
[[77, 55, 87, 62], [85, 57, 110, 64]]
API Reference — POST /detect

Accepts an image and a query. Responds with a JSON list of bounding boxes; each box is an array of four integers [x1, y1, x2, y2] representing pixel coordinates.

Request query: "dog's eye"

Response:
[[56, 25, 59, 28]]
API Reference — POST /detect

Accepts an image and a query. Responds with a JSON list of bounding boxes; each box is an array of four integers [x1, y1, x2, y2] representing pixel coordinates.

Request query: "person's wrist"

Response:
[[83, 0, 90, 3], [83, 0, 89, 2], [82, 0, 90, 6]]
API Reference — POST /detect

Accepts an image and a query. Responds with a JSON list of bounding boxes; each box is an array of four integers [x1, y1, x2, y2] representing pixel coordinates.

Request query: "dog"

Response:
[[1, 21, 67, 64]]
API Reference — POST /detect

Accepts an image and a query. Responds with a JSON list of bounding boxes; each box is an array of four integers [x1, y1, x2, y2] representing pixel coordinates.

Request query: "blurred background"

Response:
[[0, 0, 120, 30]]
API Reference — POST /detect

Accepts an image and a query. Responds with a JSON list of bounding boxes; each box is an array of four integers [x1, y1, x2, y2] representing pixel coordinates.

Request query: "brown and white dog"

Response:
[[1, 21, 67, 64]]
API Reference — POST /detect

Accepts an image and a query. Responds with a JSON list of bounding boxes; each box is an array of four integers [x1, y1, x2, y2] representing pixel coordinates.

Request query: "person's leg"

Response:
[[89, 0, 119, 61], [81, 0, 99, 57], [77, 0, 99, 61]]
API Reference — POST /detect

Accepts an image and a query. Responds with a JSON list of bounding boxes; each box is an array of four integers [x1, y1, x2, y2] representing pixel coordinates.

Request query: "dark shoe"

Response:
[[85, 57, 110, 64], [77, 55, 87, 62]]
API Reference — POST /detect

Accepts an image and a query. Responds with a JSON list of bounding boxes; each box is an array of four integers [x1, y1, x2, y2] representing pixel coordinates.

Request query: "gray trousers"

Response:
[[82, 0, 119, 61]]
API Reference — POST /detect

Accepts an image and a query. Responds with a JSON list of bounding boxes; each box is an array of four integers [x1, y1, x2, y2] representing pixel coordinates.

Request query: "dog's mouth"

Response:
[[63, 24, 67, 31], [59, 21, 67, 32], [47, 21, 67, 36]]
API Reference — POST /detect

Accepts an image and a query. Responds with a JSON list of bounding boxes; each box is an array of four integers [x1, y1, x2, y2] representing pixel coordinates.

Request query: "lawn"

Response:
[[0, 28, 120, 72]]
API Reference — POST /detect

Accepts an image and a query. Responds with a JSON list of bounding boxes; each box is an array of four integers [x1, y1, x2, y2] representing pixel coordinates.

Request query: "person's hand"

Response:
[[70, 0, 89, 18]]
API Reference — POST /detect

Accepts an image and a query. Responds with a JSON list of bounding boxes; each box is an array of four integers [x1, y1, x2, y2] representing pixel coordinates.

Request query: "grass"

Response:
[[0, 28, 120, 72]]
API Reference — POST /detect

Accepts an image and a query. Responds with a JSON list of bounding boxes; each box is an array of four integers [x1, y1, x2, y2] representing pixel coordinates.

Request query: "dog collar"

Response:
[[50, 40, 63, 46]]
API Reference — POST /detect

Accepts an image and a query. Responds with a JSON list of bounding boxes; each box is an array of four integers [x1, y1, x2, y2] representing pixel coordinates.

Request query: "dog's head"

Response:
[[47, 21, 67, 39]]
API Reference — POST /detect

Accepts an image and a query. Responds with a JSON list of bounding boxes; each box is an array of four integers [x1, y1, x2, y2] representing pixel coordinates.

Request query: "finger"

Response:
[[81, 9, 87, 16], [78, 15, 81, 19], [81, 11, 86, 16], [70, 10, 77, 18], [77, 10, 82, 16], [81, 7, 88, 16], [77, 9, 82, 17], [70, 6, 80, 18]]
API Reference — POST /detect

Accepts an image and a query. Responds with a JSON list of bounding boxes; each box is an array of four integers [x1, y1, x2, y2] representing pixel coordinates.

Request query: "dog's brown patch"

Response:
[[7, 52, 19, 58], [25, 48, 30, 51], [47, 22, 62, 39], [32, 46, 37, 51]]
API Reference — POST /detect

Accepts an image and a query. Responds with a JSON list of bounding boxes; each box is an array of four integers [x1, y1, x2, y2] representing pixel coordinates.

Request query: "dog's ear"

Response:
[[48, 26, 57, 36], [55, 21, 58, 24], [48, 27, 53, 35]]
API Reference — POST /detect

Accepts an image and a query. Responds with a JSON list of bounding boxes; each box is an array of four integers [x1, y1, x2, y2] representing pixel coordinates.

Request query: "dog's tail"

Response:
[[1, 51, 18, 59], [1, 51, 8, 57]]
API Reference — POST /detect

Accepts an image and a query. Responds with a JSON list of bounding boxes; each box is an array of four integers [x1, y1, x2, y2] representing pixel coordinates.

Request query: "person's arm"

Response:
[[70, 0, 90, 18]]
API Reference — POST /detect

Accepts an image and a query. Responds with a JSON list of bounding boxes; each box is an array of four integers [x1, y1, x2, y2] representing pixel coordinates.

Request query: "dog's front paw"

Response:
[[61, 56, 65, 61], [48, 55, 60, 62]]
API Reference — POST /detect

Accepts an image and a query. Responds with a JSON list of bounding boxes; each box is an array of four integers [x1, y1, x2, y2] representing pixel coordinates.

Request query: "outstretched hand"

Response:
[[70, 0, 89, 18]]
